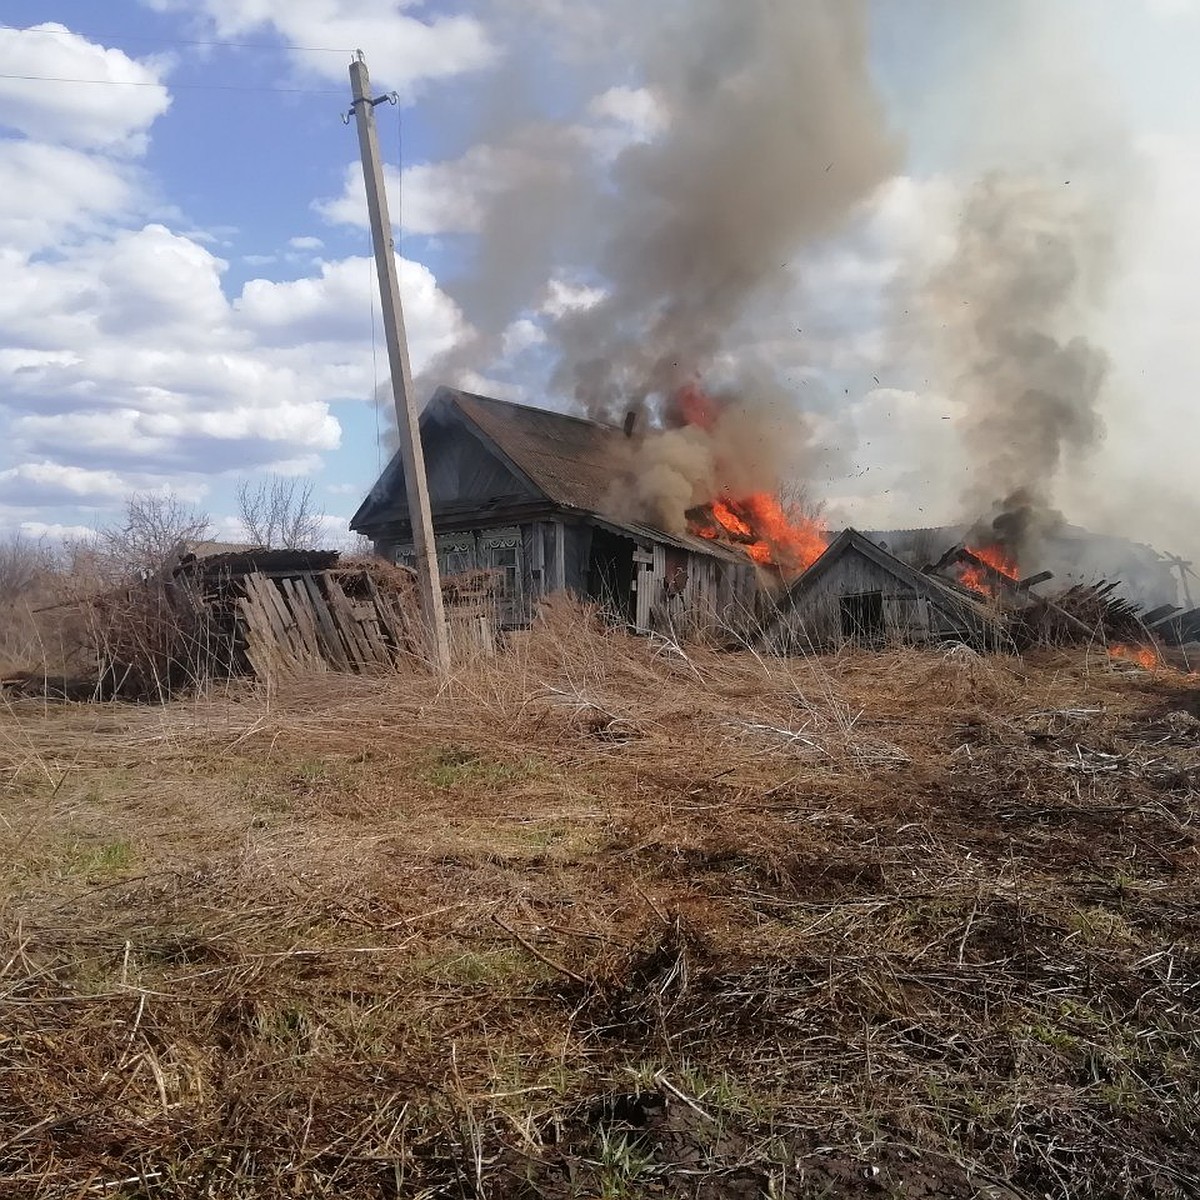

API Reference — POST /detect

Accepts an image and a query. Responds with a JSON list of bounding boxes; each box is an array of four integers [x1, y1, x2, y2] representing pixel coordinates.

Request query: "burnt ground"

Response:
[[1, 623, 1199, 1199]]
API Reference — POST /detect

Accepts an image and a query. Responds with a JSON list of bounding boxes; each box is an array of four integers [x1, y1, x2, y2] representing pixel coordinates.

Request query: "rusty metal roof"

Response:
[[175, 548, 340, 577]]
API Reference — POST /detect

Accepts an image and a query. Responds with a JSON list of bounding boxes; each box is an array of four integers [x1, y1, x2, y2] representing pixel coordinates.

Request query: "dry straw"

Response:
[[2, 603, 1199, 1197]]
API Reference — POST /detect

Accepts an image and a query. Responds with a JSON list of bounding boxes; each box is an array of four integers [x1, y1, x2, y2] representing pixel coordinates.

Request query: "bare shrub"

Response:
[[98, 492, 211, 581]]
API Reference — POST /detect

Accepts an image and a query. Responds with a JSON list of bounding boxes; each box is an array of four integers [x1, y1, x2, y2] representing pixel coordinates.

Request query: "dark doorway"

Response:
[[587, 528, 636, 622], [840, 591, 885, 641]]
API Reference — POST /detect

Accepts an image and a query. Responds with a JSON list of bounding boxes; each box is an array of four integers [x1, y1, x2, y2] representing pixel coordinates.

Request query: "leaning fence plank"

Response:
[[326, 577, 377, 669], [364, 574, 410, 662], [281, 577, 325, 670], [258, 574, 307, 671], [244, 575, 289, 669], [300, 573, 351, 670]]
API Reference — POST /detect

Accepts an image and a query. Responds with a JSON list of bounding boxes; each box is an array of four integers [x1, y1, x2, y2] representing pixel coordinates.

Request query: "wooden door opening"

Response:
[[587, 529, 635, 623], [840, 591, 884, 641]]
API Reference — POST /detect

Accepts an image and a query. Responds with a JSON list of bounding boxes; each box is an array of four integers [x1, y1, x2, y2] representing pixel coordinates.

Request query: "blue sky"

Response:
[[1, 1, 1198, 552]]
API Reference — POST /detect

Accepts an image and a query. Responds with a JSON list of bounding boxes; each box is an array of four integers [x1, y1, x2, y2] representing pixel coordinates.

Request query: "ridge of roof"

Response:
[[445, 388, 619, 432]]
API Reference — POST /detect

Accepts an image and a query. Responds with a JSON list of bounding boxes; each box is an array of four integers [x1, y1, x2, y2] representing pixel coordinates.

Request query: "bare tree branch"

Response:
[[99, 493, 211, 580], [237, 477, 323, 549]]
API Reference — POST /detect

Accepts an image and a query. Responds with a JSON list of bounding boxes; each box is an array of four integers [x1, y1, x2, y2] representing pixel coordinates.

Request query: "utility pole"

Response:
[[1164, 553, 1196, 610], [348, 51, 450, 676]]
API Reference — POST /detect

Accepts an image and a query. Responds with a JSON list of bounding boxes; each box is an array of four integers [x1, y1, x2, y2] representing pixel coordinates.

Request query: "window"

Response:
[[663, 547, 689, 597], [479, 528, 524, 622], [436, 535, 476, 577]]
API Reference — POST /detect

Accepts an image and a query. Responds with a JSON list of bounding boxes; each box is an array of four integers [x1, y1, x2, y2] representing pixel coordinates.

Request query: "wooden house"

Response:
[[350, 387, 758, 633], [764, 528, 1000, 651]]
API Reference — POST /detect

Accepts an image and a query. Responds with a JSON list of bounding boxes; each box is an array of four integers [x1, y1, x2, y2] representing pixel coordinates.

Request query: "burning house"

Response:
[[350, 387, 758, 632]]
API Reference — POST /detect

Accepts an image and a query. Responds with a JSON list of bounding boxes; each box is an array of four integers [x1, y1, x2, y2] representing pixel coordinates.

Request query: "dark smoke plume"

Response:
[[420, 0, 900, 531], [928, 173, 1116, 566], [552, 0, 900, 420]]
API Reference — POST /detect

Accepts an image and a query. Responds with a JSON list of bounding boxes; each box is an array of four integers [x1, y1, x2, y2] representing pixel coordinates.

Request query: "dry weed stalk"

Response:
[[0, 606, 1198, 1197]]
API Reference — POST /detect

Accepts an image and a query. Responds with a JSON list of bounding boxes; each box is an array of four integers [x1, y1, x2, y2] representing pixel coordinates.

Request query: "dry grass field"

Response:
[[2, 608, 1199, 1199]]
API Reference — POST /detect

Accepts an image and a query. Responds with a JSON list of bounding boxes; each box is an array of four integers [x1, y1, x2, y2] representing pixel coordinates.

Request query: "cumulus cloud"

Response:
[[317, 134, 587, 238], [0, 141, 138, 252], [237, 254, 468, 369], [19, 520, 95, 540], [0, 23, 171, 152], [0, 460, 128, 505], [586, 86, 667, 142], [141, 0, 496, 93], [0, 224, 466, 504]]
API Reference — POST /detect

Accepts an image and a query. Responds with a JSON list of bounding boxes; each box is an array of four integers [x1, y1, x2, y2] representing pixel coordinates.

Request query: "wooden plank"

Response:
[[302, 574, 352, 670], [363, 573, 409, 662], [238, 582, 283, 680], [235, 595, 267, 680], [323, 575, 373, 669], [358, 614, 391, 665], [258, 574, 309, 671], [243, 574, 291, 671], [553, 521, 566, 591], [258, 576, 304, 669], [280, 577, 326, 671]]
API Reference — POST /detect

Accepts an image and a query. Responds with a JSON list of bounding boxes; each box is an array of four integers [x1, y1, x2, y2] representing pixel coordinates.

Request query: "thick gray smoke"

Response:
[[929, 173, 1116, 564], [553, 0, 900, 419], [419, 0, 900, 531]]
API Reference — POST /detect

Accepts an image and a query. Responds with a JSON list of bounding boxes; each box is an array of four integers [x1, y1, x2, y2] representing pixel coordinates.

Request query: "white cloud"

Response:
[[288, 235, 324, 250], [587, 86, 668, 142], [0, 460, 128, 505], [318, 122, 594, 239], [0, 222, 469, 505], [142, 0, 496, 93], [1143, 0, 1197, 16], [19, 520, 94, 540], [540, 278, 606, 318], [0, 23, 171, 152], [16, 402, 340, 459], [0, 141, 138, 252], [319, 149, 510, 236], [238, 254, 468, 374], [501, 318, 546, 357]]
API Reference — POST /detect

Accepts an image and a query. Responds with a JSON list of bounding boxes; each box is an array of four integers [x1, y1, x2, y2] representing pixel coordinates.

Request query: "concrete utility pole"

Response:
[[348, 52, 451, 676]]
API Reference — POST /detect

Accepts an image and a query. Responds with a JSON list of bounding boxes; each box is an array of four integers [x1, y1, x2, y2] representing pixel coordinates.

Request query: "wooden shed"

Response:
[[764, 528, 1000, 651], [350, 387, 758, 633]]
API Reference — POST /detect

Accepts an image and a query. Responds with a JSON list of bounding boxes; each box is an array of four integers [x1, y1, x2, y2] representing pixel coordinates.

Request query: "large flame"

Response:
[[675, 383, 827, 577], [695, 493, 828, 575], [959, 543, 1019, 597]]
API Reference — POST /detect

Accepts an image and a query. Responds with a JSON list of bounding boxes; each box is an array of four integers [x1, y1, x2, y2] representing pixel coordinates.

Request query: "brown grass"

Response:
[[2, 606, 1199, 1198]]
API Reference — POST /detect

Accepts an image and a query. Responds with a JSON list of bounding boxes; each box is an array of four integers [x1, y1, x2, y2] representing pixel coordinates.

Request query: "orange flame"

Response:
[[959, 543, 1019, 597], [675, 380, 717, 430], [674, 382, 828, 577], [694, 493, 827, 576], [1108, 643, 1159, 669]]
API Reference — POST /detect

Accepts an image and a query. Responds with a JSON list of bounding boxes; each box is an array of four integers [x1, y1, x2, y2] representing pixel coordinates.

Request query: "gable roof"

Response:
[[779, 527, 997, 633], [352, 387, 630, 531], [450, 390, 631, 514]]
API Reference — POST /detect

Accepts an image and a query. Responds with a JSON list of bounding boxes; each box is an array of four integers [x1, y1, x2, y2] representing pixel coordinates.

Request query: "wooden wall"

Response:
[[388, 516, 758, 636], [766, 546, 974, 651]]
